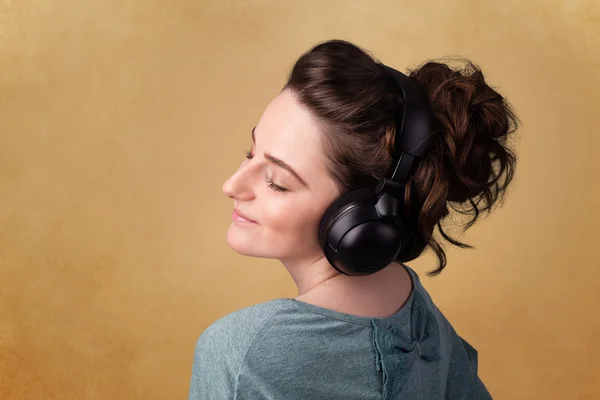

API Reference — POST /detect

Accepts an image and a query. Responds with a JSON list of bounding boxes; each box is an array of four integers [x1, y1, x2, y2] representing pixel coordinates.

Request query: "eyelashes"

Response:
[[243, 149, 288, 192], [265, 178, 287, 192]]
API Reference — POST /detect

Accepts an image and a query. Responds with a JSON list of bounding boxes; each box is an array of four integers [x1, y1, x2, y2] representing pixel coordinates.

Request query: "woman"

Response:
[[189, 39, 518, 399]]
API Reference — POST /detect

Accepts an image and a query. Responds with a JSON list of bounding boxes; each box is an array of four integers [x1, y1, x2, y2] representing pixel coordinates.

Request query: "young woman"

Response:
[[189, 39, 518, 399]]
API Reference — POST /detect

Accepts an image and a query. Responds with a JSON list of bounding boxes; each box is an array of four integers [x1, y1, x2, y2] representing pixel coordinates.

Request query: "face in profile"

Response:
[[222, 88, 340, 264]]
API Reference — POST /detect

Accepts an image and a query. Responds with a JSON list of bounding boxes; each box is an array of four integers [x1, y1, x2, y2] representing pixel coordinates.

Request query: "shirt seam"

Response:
[[232, 305, 283, 399]]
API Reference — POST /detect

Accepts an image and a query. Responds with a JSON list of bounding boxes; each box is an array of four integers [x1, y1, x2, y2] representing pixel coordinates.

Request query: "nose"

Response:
[[222, 160, 255, 201]]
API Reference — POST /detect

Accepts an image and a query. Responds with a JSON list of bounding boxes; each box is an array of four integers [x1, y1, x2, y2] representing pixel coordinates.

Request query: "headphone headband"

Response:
[[379, 64, 435, 159], [375, 64, 435, 195]]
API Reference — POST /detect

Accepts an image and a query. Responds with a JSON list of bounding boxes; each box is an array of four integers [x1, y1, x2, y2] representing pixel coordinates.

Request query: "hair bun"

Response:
[[409, 59, 518, 206]]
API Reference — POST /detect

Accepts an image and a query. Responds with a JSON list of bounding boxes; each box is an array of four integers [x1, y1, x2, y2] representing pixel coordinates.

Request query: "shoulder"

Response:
[[188, 300, 290, 400], [192, 299, 294, 369], [189, 299, 381, 399], [198, 299, 288, 343]]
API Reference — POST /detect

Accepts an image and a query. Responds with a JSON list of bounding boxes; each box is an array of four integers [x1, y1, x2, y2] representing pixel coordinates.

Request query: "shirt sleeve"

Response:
[[188, 327, 237, 400], [188, 303, 283, 400], [461, 337, 493, 400], [445, 334, 493, 400]]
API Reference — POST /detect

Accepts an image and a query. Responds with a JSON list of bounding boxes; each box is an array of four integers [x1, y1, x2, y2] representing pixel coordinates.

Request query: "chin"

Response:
[[225, 223, 298, 260], [225, 223, 266, 257]]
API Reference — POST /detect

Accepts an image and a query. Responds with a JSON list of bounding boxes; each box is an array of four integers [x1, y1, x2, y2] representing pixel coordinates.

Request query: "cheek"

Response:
[[263, 198, 322, 236]]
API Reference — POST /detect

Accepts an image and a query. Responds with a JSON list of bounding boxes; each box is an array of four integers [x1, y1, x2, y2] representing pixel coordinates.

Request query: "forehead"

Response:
[[255, 89, 328, 182]]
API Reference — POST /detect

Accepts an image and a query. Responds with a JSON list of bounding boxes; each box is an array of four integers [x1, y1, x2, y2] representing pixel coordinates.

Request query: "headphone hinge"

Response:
[[375, 178, 405, 198]]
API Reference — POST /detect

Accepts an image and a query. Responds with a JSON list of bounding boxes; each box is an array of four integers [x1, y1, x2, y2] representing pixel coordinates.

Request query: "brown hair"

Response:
[[284, 39, 519, 276]]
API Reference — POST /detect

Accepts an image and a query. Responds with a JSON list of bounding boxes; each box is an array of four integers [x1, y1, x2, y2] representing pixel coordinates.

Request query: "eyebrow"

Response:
[[252, 127, 309, 188]]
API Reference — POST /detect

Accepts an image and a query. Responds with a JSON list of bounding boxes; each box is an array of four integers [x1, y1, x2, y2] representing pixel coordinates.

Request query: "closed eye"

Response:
[[250, 127, 309, 188], [244, 149, 288, 192]]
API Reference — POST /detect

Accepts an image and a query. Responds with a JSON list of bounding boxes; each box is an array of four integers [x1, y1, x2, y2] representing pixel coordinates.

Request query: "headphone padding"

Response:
[[318, 187, 376, 249]]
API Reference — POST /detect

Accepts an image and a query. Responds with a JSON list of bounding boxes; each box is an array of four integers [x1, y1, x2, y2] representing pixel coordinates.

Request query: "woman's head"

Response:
[[221, 88, 342, 267], [223, 39, 518, 276]]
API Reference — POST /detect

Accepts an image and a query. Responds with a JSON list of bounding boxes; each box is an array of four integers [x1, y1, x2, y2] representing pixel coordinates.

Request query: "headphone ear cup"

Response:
[[318, 187, 376, 249], [319, 187, 410, 276], [397, 225, 428, 263]]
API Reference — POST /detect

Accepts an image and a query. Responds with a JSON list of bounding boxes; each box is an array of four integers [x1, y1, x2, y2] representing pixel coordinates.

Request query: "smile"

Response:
[[232, 209, 257, 224]]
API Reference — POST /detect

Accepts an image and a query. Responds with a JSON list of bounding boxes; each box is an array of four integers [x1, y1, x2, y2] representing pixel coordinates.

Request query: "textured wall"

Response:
[[1, 0, 598, 398]]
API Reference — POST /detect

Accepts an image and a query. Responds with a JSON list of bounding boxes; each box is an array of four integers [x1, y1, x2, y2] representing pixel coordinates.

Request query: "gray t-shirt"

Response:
[[188, 266, 492, 399]]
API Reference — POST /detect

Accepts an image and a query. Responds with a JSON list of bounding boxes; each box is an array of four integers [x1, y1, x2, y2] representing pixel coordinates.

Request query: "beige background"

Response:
[[1, 0, 599, 399]]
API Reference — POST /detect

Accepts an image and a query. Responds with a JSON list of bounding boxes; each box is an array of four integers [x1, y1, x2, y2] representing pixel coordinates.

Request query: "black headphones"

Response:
[[317, 64, 435, 276]]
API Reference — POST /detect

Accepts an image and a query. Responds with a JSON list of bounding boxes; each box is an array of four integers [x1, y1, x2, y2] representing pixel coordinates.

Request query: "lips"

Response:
[[233, 208, 257, 223]]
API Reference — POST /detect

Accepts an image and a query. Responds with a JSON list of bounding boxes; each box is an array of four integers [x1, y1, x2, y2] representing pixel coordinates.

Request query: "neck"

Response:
[[281, 254, 405, 298], [281, 254, 340, 297]]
